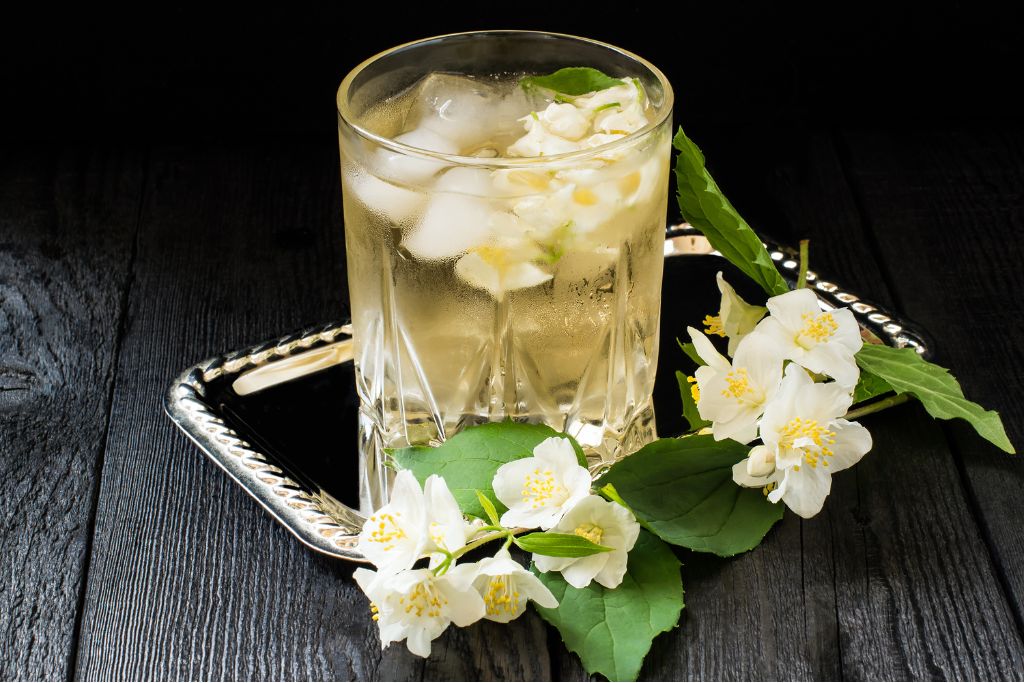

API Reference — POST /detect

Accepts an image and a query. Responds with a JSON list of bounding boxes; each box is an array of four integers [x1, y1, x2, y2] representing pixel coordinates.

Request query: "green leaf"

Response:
[[676, 339, 704, 366], [520, 67, 624, 96], [475, 490, 500, 525], [673, 127, 790, 297], [515, 532, 612, 558], [601, 436, 783, 556], [676, 370, 711, 432], [855, 344, 1015, 453], [390, 422, 588, 518], [534, 530, 683, 682], [852, 366, 893, 404]]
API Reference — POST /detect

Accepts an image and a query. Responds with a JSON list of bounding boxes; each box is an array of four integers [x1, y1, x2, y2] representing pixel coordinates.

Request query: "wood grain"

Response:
[[840, 126, 1024, 630], [0, 146, 143, 679], [4, 130, 1023, 680], [70, 142, 551, 681]]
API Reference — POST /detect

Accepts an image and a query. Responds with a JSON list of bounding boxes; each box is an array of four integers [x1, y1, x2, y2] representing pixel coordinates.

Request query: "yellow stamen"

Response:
[[506, 170, 550, 190], [703, 314, 726, 337], [574, 522, 604, 545], [483, 575, 522, 617], [618, 171, 641, 196], [400, 580, 448, 619], [572, 187, 599, 205], [687, 375, 700, 402], [522, 468, 564, 509], [721, 367, 753, 401], [778, 417, 838, 468], [474, 246, 509, 268], [797, 311, 838, 346], [366, 512, 407, 551]]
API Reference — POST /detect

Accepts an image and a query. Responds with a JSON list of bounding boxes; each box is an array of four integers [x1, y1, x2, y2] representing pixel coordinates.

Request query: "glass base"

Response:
[[356, 403, 658, 514]]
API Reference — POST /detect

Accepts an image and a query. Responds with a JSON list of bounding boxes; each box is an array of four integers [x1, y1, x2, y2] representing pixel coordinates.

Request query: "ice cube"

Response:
[[402, 192, 492, 261], [346, 170, 424, 223], [396, 126, 459, 154], [371, 127, 458, 185], [434, 166, 494, 196], [409, 74, 509, 150]]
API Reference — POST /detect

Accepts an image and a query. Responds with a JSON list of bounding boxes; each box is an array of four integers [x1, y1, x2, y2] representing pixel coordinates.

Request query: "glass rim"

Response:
[[336, 30, 674, 169]]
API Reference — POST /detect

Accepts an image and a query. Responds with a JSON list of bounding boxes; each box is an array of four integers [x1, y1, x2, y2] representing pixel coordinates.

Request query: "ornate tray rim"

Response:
[[164, 224, 931, 562]]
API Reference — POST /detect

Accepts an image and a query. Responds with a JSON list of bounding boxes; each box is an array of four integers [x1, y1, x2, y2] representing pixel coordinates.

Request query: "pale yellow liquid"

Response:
[[340, 74, 670, 510]]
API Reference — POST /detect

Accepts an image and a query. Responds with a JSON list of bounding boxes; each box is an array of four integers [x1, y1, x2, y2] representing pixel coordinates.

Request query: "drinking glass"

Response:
[[337, 31, 673, 512]]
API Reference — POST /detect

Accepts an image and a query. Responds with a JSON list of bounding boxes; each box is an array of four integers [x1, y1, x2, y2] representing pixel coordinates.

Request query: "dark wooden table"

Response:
[[3, 7, 1024, 681]]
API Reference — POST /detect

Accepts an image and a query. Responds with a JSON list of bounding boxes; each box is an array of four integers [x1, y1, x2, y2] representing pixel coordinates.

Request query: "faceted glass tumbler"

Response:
[[337, 31, 674, 512]]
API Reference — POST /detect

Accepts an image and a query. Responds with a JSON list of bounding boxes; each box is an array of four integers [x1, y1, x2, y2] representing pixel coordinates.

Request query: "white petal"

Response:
[[760, 363, 814, 443], [473, 548, 524, 577], [793, 377, 854, 424], [687, 326, 731, 371], [533, 552, 574, 574], [424, 475, 468, 554], [405, 628, 434, 658], [717, 272, 767, 345], [521, 574, 559, 609], [454, 252, 502, 295], [747, 444, 776, 477], [377, 621, 405, 650], [779, 463, 832, 519], [540, 103, 590, 140], [594, 550, 630, 589], [766, 288, 820, 331], [800, 342, 859, 387], [493, 458, 541, 508], [774, 445, 805, 471], [560, 465, 597, 510], [353, 567, 380, 596], [711, 410, 760, 445], [732, 459, 773, 488], [560, 553, 607, 589], [534, 437, 578, 472], [439, 571, 487, 628], [501, 262, 553, 292], [732, 332, 784, 394], [358, 471, 427, 572], [832, 308, 865, 354], [753, 316, 803, 361], [500, 505, 558, 531], [826, 419, 872, 473]]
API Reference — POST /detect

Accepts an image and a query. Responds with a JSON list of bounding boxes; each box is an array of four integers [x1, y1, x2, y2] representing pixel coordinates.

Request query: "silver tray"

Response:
[[164, 224, 930, 563]]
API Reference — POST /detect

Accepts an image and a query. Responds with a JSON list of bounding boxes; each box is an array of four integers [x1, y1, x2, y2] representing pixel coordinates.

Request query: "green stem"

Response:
[[844, 393, 910, 420], [796, 239, 810, 290], [433, 554, 453, 576], [450, 528, 529, 562]]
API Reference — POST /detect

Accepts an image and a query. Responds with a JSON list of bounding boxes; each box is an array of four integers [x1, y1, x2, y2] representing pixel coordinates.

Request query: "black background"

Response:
[[5, 3, 1022, 142]]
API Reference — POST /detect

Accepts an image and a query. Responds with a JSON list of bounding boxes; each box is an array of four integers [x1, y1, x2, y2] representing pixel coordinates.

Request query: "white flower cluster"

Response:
[[453, 79, 659, 299], [355, 437, 639, 657], [688, 274, 873, 518]]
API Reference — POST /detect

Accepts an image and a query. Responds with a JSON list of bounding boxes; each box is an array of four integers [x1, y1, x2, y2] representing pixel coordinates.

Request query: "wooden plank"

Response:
[[0, 146, 143, 679], [839, 126, 1024, 623], [72, 142, 551, 680], [759, 126, 1024, 679]]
